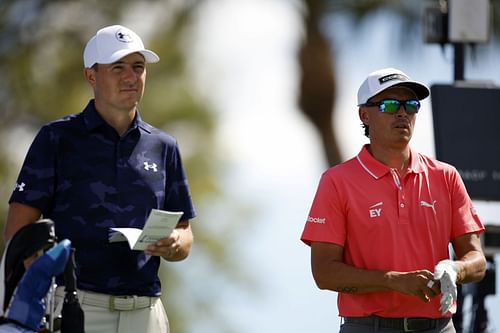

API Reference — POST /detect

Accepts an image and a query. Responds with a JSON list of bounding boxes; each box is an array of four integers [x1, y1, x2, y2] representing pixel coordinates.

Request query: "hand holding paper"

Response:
[[109, 209, 183, 251]]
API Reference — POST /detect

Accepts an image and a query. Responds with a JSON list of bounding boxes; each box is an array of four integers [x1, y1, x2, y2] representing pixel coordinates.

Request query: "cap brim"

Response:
[[101, 49, 160, 65], [365, 81, 430, 103], [394, 81, 430, 100], [139, 50, 160, 63]]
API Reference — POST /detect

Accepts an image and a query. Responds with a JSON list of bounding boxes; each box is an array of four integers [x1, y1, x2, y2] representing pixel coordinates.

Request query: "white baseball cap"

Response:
[[357, 67, 429, 105], [83, 25, 160, 68]]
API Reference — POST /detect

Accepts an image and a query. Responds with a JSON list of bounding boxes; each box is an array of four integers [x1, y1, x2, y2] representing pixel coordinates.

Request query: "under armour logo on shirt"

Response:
[[14, 182, 26, 192], [144, 162, 158, 172]]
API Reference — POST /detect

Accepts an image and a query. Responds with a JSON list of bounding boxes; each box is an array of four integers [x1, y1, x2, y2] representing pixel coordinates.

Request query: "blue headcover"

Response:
[[3, 240, 71, 332]]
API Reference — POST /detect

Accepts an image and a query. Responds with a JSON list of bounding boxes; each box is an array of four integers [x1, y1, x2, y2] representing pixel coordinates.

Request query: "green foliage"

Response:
[[0, 1, 255, 332]]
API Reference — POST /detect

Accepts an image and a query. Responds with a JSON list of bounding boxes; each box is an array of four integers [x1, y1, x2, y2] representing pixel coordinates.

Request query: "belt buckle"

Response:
[[403, 318, 417, 332], [109, 295, 138, 311]]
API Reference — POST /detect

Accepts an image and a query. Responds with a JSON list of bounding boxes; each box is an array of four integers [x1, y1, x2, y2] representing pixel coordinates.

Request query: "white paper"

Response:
[[109, 209, 183, 250]]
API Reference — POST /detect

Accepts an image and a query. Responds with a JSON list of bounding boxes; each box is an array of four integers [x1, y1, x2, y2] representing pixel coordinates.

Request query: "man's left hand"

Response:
[[145, 230, 180, 258], [434, 259, 458, 314]]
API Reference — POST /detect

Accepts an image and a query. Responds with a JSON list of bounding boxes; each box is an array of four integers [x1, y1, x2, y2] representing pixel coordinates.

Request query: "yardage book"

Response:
[[109, 209, 183, 250]]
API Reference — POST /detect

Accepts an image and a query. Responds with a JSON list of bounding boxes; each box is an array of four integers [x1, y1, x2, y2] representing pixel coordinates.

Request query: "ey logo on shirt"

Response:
[[369, 202, 383, 218]]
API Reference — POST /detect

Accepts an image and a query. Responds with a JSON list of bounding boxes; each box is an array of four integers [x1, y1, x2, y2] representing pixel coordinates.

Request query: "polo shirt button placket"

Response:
[[391, 168, 410, 223]]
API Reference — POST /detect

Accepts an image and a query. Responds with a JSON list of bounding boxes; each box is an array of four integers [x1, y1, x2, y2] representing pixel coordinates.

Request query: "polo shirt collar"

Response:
[[82, 99, 152, 134], [82, 100, 105, 131], [356, 144, 424, 179]]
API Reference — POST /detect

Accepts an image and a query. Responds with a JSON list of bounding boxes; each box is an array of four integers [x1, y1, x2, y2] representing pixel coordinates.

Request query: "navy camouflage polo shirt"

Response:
[[9, 100, 196, 296]]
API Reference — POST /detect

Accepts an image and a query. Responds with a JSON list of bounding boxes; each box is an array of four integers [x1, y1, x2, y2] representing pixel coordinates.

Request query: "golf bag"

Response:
[[0, 220, 84, 332]]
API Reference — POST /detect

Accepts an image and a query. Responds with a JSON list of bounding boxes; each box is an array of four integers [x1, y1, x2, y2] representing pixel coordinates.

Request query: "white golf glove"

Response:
[[434, 259, 458, 315]]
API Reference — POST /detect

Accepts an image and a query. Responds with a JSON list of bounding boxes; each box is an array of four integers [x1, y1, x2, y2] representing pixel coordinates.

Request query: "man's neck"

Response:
[[367, 143, 411, 174], [94, 101, 136, 136]]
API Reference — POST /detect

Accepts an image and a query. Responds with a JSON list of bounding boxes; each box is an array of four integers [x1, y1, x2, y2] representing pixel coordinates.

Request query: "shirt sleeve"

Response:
[[449, 166, 484, 239], [9, 125, 57, 214], [163, 142, 196, 221], [300, 172, 346, 247]]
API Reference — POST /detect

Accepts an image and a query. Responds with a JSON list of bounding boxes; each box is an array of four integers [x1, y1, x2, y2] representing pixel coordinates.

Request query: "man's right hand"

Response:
[[387, 270, 441, 303]]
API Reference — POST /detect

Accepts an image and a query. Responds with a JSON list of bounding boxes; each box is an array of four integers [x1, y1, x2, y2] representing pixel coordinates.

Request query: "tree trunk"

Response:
[[298, 0, 341, 166]]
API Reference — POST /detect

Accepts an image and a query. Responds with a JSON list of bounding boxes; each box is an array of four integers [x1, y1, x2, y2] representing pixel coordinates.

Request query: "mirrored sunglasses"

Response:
[[362, 99, 421, 114]]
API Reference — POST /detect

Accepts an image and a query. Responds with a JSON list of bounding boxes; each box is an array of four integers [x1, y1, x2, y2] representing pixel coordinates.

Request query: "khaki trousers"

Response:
[[55, 288, 169, 333]]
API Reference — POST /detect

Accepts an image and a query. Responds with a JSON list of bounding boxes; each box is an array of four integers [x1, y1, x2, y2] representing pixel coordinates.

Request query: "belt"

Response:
[[80, 290, 159, 311], [343, 316, 451, 332], [56, 288, 159, 311]]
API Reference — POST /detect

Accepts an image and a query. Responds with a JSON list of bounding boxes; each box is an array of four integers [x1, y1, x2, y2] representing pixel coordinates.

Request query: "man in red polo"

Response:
[[301, 68, 486, 332]]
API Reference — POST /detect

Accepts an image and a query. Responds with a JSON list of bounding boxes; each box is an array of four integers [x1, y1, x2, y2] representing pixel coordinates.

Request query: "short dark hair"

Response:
[[362, 123, 369, 138]]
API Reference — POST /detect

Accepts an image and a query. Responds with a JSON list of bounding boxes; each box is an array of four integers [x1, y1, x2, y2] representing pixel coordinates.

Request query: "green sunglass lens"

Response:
[[378, 100, 420, 113], [405, 100, 420, 113], [380, 100, 400, 113]]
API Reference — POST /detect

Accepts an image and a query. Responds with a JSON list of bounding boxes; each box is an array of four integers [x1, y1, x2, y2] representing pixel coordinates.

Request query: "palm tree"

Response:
[[298, 0, 340, 166], [298, 0, 500, 165], [298, 1, 500, 332]]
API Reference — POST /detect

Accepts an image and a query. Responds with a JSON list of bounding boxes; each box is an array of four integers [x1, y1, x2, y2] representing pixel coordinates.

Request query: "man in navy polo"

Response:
[[4, 24, 196, 333]]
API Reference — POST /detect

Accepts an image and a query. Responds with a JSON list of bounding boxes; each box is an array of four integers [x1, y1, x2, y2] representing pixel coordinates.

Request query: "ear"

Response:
[[84, 68, 96, 88], [359, 107, 369, 126]]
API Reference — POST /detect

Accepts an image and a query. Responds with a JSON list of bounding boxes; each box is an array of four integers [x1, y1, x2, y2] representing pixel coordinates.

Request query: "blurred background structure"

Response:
[[1, 0, 500, 332]]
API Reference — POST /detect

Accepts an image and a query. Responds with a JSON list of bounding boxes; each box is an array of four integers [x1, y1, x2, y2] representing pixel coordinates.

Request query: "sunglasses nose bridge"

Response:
[[395, 102, 407, 114], [399, 101, 420, 114]]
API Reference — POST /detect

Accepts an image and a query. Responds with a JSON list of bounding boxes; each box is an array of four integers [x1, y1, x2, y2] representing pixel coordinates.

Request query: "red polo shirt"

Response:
[[301, 145, 483, 318]]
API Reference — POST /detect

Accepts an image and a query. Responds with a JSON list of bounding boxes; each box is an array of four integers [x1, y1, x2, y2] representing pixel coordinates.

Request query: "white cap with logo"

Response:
[[83, 25, 160, 68], [357, 67, 430, 105]]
